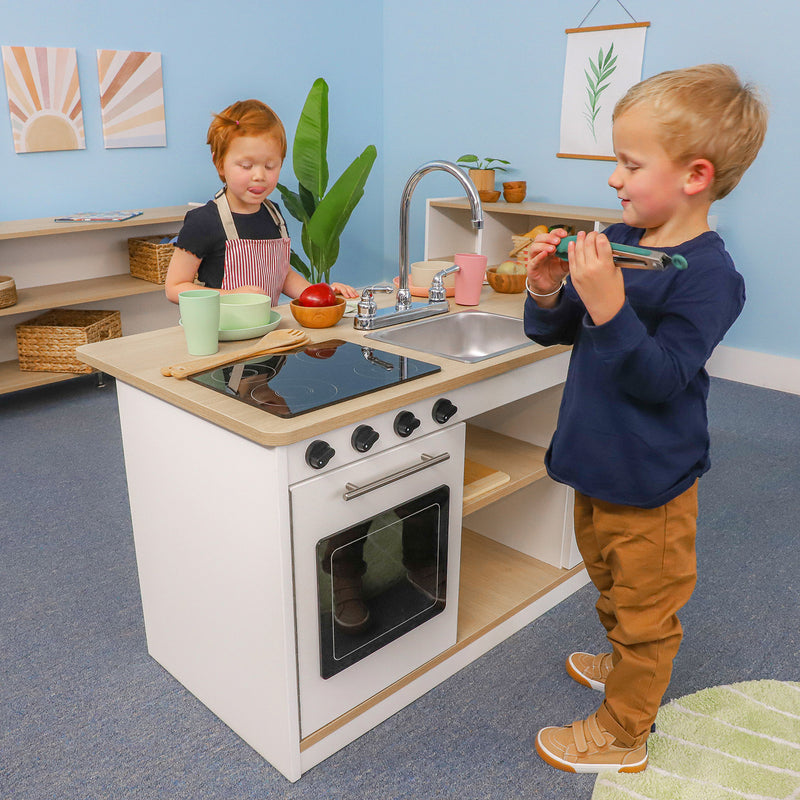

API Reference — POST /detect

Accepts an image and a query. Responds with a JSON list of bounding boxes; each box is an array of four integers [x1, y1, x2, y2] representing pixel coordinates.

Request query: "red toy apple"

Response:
[[298, 283, 338, 307]]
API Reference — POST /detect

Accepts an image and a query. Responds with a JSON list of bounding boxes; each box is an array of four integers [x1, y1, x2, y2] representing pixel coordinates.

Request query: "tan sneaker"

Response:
[[566, 652, 612, 692], [332, 573, 370, 634], [535, 712, 648, 774]]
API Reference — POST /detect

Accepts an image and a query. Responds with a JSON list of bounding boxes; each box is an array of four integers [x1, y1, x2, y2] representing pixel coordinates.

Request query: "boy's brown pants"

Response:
[[573, 481, 698, 748]]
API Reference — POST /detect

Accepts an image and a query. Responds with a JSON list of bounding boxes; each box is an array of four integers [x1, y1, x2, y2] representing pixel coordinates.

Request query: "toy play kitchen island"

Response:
[[77, 285, 589, 782]]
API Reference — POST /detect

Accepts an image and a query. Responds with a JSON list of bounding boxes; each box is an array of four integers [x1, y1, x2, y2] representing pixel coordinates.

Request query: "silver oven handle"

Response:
[[343, 452, 451, 501]]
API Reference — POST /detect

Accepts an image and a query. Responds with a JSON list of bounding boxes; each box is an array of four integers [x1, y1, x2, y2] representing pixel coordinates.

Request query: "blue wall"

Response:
[[2, 1, 797, 361], [0, 0, 384, 289], [383, 0, 798, 361]]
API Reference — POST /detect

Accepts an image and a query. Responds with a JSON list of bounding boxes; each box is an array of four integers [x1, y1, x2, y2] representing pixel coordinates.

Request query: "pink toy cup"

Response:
[[454, 253, 487, 306]]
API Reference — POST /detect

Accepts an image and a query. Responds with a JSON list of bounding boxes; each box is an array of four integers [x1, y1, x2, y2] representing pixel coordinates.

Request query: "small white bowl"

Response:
[[410, 260, 456, 289], [219, 293, 271, 331]]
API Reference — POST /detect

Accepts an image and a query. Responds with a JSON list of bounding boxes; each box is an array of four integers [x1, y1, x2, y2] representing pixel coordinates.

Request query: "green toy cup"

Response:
[[178, 289, 220, 356]]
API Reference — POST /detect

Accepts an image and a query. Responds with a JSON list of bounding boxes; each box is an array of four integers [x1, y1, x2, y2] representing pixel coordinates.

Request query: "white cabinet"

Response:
[[0, 207, 189, 394], [424, 197, 623, 266]]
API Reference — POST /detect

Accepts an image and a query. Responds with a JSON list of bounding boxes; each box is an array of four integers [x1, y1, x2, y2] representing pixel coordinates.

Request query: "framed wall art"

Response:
[[2, 45, 85, 154], [97, 49, 166, 148], [558, 20, 649, 161]]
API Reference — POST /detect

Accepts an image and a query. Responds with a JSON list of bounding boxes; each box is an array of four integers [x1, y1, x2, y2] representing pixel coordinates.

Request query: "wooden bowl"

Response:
[[486, 266, 526, 294], [289, 298, 346, 328], [478, 189, 501, 203], [503, 188, 526, 203]]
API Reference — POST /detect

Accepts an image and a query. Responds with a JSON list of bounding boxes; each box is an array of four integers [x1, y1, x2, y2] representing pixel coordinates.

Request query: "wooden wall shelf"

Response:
[[0, 206, 188, 395]]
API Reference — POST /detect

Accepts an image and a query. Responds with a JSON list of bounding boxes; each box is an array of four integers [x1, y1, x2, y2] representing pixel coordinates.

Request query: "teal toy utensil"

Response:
[[555, 235, 688, 271]]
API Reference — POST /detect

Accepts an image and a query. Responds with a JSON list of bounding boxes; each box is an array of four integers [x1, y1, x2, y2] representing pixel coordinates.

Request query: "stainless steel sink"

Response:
[[365, 310, 533, 363]]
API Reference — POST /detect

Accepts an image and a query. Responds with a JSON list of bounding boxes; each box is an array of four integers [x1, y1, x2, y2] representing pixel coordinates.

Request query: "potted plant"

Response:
[[455, 154, 511, 193], [277, 78, 377, 284]]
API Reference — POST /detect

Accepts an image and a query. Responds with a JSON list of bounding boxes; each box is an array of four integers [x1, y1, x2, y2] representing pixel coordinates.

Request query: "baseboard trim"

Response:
[[708, 345, 800, 396]]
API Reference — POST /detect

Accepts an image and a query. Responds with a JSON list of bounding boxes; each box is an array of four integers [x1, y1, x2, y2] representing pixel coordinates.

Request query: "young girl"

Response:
[[165, 99, 358, 304]]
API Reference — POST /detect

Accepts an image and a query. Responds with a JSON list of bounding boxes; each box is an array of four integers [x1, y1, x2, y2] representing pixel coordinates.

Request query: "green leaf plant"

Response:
[[583, 43, 617, 142], [455, 154, 511, 172], [277, 78, 377, 284]]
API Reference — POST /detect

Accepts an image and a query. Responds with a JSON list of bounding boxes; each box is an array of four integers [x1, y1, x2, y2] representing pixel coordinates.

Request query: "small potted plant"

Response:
[[455, 154, 511, 197]]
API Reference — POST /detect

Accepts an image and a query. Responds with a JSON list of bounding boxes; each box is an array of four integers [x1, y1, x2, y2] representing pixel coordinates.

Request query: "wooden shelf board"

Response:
[[463, 424, 548, 515], [300, 528, 580, 750], [430, 197, 623, 223], [0, 274, 164, 318], [456, 528, 563, 640], [0, 359, 85, 394], [0, 206, 190, 240]]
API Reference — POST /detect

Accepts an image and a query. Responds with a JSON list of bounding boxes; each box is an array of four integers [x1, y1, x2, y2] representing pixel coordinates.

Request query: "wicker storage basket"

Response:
[[16, 309, 122, 373], [0, 275, 17, 309], [128, 235, 176, 284]]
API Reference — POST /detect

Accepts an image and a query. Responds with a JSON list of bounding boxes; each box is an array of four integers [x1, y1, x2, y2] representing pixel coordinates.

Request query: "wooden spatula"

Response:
[[162, 329, 309, 379]]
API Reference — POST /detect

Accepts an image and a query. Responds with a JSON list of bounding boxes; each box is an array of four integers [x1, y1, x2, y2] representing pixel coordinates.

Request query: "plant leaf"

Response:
[[275, 183, 309, 224], [289, 250, 311, 279], [293, 78, 329, 200], [457, 154, 478, 164], [298, 183, 317, 218], [306, 144, 377, 267]]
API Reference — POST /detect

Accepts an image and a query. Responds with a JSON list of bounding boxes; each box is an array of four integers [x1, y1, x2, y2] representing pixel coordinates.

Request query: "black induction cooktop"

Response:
[[188, 339, 441, 418]]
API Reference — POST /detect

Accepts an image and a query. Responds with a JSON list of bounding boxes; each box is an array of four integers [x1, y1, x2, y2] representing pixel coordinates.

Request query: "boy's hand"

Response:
[[568, 231, 625, 326], [525, 228, 571, 307]]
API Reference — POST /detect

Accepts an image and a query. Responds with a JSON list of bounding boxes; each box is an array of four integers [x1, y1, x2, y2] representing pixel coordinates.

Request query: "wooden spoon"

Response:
[[162, 329, 309, 379]]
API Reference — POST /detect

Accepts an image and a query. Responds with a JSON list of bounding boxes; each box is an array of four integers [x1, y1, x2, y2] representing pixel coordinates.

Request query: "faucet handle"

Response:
[[361, 284, 394, 296], [356, 285, 394, 324], [429, 265, 459, 303]]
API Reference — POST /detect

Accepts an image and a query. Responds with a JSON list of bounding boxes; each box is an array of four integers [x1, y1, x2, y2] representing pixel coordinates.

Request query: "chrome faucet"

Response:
[[354, 160, 483, 331]]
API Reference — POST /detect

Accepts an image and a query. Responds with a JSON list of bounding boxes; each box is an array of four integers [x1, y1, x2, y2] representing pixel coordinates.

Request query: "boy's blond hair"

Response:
[[613, 64, 768, 200], [207, 99, 287, 182]]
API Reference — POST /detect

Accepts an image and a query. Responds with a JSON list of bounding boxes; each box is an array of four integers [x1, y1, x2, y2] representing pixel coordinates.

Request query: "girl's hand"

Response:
[[225, 285, 266, 295], [567, 231, 625, 326], [524, 228, 571, 307], [330, 281, 359, 299]]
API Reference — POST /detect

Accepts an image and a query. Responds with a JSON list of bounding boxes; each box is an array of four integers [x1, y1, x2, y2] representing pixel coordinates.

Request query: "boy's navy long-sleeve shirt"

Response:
[[523, 224, 745, 508]]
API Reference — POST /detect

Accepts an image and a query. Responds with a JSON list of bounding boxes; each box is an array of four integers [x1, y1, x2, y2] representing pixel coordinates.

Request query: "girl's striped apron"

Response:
[[215, 189, 291, 303]]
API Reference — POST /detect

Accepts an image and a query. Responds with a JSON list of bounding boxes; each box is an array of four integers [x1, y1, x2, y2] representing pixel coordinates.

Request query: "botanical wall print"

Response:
[[96, 50, 166, 148], [558, 22, 648, 161], [1, 45, 85, 153]]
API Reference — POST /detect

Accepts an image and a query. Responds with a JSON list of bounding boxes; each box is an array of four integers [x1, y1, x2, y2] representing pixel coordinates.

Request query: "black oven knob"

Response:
[[394, 410, 420, 438], [351, 425, 379, 452], [432, 398, 458, 424], [305, 440, 335, 469]]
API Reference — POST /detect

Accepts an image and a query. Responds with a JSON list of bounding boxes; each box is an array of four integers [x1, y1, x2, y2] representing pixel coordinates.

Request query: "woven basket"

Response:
[[128, 235, 176, 284], [16, 309, 122, 373], [0, 275, 17, 309]]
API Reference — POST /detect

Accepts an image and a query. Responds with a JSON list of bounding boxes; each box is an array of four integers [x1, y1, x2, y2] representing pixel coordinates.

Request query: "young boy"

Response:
[[523, 64, 768, 773]]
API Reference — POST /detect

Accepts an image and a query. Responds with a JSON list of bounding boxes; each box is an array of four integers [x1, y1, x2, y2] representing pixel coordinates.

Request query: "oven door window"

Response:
[[316, 485, 449, 679]]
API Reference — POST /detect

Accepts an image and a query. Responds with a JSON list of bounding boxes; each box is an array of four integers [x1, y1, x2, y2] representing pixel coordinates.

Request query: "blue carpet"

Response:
[[1, 376, 798, 799]]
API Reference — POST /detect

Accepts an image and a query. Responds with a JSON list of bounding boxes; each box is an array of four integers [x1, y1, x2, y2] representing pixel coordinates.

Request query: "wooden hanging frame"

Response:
[[557, 5, 650, 162]]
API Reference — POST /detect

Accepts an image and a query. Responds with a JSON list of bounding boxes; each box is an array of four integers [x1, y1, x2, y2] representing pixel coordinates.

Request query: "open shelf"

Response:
[[0, 206, 188, 240], [463, 424, 548, 515], [0, 274, 164, 319], [0, 359, 84, 394]]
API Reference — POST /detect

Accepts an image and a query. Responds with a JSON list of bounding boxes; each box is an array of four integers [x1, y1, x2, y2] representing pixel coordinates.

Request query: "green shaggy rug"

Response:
[[592, 680, 800, 800]]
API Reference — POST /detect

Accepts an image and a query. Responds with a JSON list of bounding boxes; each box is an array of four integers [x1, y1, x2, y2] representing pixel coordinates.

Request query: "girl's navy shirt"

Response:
[[523, 224, 745, 508], [175, 199, 284, 289]]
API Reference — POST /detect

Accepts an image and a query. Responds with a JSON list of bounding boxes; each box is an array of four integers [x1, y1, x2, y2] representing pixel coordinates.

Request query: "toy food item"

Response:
[[496, 260, 525, 275], [298, 282, 338, 307], [523, 224, 549, 239]]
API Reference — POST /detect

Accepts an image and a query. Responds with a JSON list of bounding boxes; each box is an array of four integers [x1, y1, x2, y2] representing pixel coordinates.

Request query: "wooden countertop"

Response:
[[77, 288, 568, 446]]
